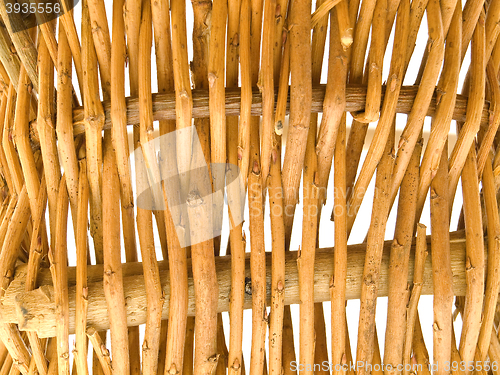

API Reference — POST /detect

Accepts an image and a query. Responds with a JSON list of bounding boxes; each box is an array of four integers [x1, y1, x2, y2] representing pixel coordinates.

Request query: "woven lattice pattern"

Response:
[[0, 0, 497, 374]]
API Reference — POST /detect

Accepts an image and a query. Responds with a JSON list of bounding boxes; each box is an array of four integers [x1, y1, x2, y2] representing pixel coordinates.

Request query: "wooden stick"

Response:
[[86, 0, 111, 98], [430, 144, 453, 375], [267, 135, 285, 375], [259, 0, 276, 183], [402, 224, 427, 375], [14, 67, 39, 219], [0, 1, 38, 91], [248, 155, 267, 375], [56, 26, 78, 217], [188, 148, 219, 375], [461, 0, 485, 63], [25, 83, 491, 146], [1, 229, 478, 338], [414, 0, 461, 221], [388, 0, 445, 205], [237, 0, 252, 184], [171, 0, 194, 198], [331, 119, 348, 375], [58, 0, 84, 92], [151, 0, 173, 259], [316, 10, 347, 202], [86, 328, 111, 375], [0, 325, 29, 375], [136, 3, 164, 373], [0, 93, 13, 195], [355, 124, 394, 375], [102, 132, 130, 374], [226, 0, 244, 369], [0, 28, 20, 91], [82, 0, 104, 263], [351, 0, 386, 123], [459, 144, 485, 372], [298, 100, 320, 374], [2, 84, 23, 194], [476, 156, 500, 360], [448, 11, 486, 201], [309, 0, 330, 367], [345, 0, 409, 230], [281, 0, 312, 240], [73, 164, 89, 375], [51, 176, 70, 375], [37, 28, 61, 251], [24, 176, 49, 375], [384, 109, 420, 374], [477, 62, 500, 176], [110, 0, 135, 257]]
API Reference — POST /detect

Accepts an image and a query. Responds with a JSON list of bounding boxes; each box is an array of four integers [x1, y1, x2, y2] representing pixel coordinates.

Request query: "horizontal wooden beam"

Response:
[[0, 230, 470, 338], [30, 85, 491, 146]]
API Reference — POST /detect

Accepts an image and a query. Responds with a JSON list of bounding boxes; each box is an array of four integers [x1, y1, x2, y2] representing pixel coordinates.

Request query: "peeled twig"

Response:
[[476, 156, 500, 360], [208, 0, 227, 211], [151, 0, 174, 258], [0, 1, 38, 91], [356, 125, 394, 375], [0, 28, 20, 91], [82, 0, 104, 263], [477, 62, 500, 175], [52, 176, 70, 375], [414, 0, 461, 222], [14, 67, 39, 219], [316, 10, 346, 203], [461, 0, 485, 63], [0, 229, 478, 337], [188, 148, 219, 375], [87, 0, 111, 98], [403, 224, 427, 375], [459, 144, 485, 372], [24, 176, 49, 375], [448, 12, 485, 201], [388, 0, 445, 204], [0, 93, 14, 195], [58, 0, 84, 91], [298, 102, 320, 373], [351, 0, 386, 123], [171, 0, 193, 197], [248, 148, 267, 374], [282, 0, 312, 241], [0, 325, 30, 375], [56, 26, 78, 217], [237, 0, 252, 183], [86, 328, 112, 375], [225, 0, 245, 370], [259, 0, 275, 183], [73, 163, 89, 375], [430, 145, 453, 375], [2, 84, 23, 193], [37, 29, 61, 250], [345, 0, 408, 229], [384, 115, 420, 373], [102, 133, 130, 374], [137, 3, 164, 373], [331, 119, 348, 374]]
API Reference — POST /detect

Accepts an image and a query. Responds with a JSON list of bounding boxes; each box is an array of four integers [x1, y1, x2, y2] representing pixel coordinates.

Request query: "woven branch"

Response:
[[1, 230, 470, 338], [29, 84, 491, 146]]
